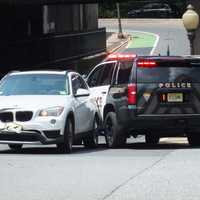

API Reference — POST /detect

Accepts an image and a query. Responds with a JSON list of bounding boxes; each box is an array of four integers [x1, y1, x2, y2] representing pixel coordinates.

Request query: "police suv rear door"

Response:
[[136, 57, 200, 116]]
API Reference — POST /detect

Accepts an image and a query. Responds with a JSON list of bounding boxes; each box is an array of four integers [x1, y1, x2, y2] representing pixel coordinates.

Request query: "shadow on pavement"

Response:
[[119, 142, 198, 150], [125, 143, 193, 150], [0, 142, 198, 155], [0, 144, 108, 155]]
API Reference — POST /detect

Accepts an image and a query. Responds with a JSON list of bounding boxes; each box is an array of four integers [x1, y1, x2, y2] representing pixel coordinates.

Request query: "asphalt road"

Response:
[[1, 137, 200, 200], [99, 19, 190, 56], [1, 19, 199, 200]]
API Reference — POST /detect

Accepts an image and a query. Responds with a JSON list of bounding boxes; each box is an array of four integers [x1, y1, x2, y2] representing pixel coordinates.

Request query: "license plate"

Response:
[[4, 123, 23, 133], [167, 93, 183, 102]]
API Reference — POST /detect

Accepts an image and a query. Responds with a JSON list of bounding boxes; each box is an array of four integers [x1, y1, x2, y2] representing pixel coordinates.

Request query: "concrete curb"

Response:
[[83, 33, 132, 60], [99, 18, 182, 24], [107, 34, 132, 54]]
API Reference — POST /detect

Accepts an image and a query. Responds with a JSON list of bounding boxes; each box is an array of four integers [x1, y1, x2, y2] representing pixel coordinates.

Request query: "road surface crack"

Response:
[[102, 152, 171, 200]]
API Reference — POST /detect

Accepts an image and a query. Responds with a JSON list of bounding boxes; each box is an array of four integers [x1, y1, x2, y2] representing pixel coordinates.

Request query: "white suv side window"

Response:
[[87, 63, 116, 87], [87, 66, 103, 87], [99, 63, 115, 86], [116, 62, 133, 84]]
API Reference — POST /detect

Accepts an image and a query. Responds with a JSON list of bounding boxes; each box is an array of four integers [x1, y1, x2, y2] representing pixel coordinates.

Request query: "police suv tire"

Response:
[[83, 116, 99, 148], [145, 134, 160, 145], [57, 118, 74, 154], [73, 138, 82, 145], [187, 133, 200, 146], [8, 144, 23, 151], [104, 112, 126, 148]]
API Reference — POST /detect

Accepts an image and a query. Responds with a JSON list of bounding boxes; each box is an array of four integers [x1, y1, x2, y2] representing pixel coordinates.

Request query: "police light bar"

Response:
[[107, 53, 137, 60], [137, 60, 157, 67]]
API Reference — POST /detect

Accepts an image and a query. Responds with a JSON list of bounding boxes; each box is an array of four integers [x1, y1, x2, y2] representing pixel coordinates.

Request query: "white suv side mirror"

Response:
[[74, 88, 90, 97]]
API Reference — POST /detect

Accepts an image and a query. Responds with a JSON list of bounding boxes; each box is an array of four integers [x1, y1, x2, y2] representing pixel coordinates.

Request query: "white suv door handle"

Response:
[[102, 91, 106, 94]]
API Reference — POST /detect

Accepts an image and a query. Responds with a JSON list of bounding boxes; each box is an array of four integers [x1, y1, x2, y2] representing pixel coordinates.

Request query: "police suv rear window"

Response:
[[136, 62, 200, 83], [116, 61, 133, 84]]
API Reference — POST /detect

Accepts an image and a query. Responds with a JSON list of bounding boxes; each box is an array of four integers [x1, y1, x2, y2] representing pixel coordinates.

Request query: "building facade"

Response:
[[0, 1, 106, 75]]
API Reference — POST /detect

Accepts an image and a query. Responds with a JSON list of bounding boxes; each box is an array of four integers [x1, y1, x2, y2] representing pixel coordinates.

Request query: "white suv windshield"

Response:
[[0, 73, 69, 95]]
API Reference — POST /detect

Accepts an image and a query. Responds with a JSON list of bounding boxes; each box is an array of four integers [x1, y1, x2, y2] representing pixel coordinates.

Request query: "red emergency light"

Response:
[[107, 53, 137, 60]]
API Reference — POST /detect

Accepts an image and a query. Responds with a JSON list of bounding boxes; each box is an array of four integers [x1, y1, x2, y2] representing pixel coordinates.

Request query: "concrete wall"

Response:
[[0, 4, 99, 37], [84, 4, 98, 30], [0, 3, 106, 74], [43, 4, 98, 34]]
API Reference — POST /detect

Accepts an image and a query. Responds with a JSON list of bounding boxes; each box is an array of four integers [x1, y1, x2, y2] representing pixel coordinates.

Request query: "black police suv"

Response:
[[103, 55, 200, 147]]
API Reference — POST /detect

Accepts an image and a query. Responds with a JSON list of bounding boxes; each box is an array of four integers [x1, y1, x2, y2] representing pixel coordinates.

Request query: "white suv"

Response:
[[0, 70, 100, 153]]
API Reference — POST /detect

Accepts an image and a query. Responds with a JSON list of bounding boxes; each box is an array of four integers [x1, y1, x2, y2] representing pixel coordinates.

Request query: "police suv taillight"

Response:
[[137, 60, 157, 68], [127, 83, 137, 105]]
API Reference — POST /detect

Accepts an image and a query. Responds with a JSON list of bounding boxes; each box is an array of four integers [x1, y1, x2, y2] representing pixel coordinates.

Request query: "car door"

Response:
[[87, 61, 117, 119], [161, 4, 171, 17], [108, 60, 134, 114], [71, 74, 93, 134], [143, 4, 153, 18], [152, 3, 161, 17]]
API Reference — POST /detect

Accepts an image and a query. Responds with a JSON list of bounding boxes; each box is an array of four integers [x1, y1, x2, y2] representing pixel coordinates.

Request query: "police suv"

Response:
[[87, 53, 200, 147]]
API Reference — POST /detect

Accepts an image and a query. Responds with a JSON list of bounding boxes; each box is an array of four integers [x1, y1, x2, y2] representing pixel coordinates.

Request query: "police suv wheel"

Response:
[[73, 139, 82, 145], [145, 134, 160, 145], [57, 118, 74, 154], [83, 116, 100, 148], [104, 112, 126, 148], [187, 133, 200, 146], [8, 144, 23, 151]]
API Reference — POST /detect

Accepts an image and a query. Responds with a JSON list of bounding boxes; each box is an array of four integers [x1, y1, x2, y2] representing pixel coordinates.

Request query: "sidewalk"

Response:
[[106, 32, 130, 53], [77, 32, 131, 74]]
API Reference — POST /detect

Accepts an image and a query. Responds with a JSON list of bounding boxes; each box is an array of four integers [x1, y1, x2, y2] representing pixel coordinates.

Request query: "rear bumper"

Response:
[[118, 107, 200, 135], [0, 130, 64, 145]]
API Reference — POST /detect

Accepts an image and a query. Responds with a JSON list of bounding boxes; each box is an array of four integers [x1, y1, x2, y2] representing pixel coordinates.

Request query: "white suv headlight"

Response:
[[39, 106, 64, 117]]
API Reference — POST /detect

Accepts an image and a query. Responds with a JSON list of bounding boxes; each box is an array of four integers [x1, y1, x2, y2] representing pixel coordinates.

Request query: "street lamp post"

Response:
[[116, 3, 124, 39], [182, 4, 199, 55]]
